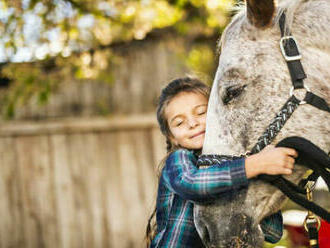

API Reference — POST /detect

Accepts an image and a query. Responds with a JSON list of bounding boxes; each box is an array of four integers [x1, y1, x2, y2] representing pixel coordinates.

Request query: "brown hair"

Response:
[[145, 77, 210, 246]]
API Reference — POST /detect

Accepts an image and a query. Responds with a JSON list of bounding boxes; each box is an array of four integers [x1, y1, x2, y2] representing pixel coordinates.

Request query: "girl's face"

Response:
[[165, 91, 208, 150]]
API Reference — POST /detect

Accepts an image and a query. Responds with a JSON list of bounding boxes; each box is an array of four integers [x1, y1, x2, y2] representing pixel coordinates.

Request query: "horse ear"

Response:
[[246, 0, 276, 28]]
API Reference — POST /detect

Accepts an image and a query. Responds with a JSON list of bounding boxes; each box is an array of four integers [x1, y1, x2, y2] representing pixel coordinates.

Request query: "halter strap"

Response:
[[305, 92, 330, 112], [279, 13, 306, 89], [279, 12, 330, 113]]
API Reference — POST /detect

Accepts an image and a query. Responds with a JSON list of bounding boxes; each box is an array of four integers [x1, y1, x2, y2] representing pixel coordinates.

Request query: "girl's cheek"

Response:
[[170, 129, 179, 139]]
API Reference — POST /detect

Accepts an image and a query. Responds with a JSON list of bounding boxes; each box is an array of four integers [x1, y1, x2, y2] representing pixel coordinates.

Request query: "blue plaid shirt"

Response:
[[150, 149, 283, 247]]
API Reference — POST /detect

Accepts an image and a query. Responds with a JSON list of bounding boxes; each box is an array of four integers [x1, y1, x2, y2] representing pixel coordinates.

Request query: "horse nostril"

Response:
[[204, 225, 211, 244], [198, 221, 211, 245]]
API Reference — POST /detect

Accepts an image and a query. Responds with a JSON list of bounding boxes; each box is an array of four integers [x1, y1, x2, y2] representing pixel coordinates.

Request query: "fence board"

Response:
[[0, 115, 166, 248], [0, 137, 23, 248], [83, 133, 106, 248], [117, 131, 147, 247], [131, 130, 158, 216], [66, 133, 94, 247], [92, 132, 116, 248], [0, 114, 156, 137], [101, 132, 133, 248], [51, 134, 78, 248], [150, 127, 166, 166], [15, 135, 58, 248]]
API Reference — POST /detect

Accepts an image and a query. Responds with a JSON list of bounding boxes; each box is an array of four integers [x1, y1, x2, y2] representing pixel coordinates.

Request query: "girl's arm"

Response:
[[162, 149, 248, 202], [260, 211, 283, 243]]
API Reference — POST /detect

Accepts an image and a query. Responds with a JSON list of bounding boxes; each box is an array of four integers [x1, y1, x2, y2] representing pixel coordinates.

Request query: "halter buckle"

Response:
[[280, 36, 302, 61], [303, 215, 321, 232], [290, 85, 310, 104], [303, 181, 321, 232]]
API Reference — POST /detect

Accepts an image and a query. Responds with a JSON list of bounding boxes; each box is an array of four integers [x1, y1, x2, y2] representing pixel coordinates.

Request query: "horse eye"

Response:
[[222, 85, 247, 105]]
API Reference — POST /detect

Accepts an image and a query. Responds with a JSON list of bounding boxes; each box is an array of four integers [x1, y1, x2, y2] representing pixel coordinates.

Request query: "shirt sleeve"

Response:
[[162, 149, 248, 202], [260, 211, 283, 243]]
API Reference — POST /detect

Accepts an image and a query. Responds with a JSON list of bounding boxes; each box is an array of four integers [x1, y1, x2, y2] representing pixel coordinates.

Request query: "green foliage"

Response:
[[0, 0, 235, 118], [1, 0, 234, 62], [0, 50, 119, 118], [185, 44, 216, 85], [1, 62, 56, 118]]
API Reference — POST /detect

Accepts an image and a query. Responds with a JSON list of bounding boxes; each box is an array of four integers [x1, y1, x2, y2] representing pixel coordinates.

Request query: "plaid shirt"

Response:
[[150, 149, 283, 247]]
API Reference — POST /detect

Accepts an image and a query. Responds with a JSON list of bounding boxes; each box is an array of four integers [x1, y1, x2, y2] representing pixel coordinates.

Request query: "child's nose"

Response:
[[187, 118, 198, 128]]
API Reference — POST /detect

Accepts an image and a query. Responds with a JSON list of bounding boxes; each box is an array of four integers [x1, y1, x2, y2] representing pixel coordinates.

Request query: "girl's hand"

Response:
[[245, 145, 298, 179]]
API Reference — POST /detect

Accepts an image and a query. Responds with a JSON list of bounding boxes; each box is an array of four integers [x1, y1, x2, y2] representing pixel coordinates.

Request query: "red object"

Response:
[[285, 219, 330, 248], [319, 220, 330, 248], [285, 224, 309, 247]]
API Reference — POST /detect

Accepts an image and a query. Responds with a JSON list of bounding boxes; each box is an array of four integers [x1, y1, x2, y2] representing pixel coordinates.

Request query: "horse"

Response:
[[193, 0, 330, 247]]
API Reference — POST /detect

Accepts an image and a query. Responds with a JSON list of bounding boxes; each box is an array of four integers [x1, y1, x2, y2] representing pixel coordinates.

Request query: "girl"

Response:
[[146, 77, 297, 247]]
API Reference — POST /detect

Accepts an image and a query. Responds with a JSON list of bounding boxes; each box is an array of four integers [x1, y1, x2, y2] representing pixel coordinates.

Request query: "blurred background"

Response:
[[0, 0, 328, 247], [0, 0, 229, 247]]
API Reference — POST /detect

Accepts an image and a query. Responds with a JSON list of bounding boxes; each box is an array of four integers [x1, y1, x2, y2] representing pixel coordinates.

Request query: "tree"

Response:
[[1, 0, 234, 62], [0, 0, 235, 118]]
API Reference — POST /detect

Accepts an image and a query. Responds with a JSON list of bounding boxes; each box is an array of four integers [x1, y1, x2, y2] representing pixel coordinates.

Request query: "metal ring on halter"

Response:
[[305, 180, 317, 191], [303, 215, 321, 232], [290, 85, 310, 105]]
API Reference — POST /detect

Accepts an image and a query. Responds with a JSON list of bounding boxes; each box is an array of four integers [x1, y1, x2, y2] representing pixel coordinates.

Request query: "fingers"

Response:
[[285, 156, 295, 169], [282, 148, 298, 158], [255, 146, 298, 177], [264, 146, 298, 158], [283, 168, 293, 175], [281, 155, 295, 175]]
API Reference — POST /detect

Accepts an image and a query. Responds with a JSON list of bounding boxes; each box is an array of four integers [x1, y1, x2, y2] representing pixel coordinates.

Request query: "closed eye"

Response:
[[222, 85, 247, 105], [195, 105, 207, 115]]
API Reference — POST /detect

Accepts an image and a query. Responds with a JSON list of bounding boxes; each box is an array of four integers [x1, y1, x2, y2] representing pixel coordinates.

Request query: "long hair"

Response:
[[145, 77, 210, 247]]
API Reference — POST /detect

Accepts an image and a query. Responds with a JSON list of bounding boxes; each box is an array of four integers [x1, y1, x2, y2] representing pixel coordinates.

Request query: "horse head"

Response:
[[194, 0, 330, 247]]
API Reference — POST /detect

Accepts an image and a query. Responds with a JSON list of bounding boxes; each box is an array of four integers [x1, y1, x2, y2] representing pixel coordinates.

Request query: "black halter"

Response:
[[249, 12, 330, 154], [197, 12, 330, 244]]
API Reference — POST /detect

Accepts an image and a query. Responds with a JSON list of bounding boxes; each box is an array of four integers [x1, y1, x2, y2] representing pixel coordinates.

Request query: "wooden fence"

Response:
[[0, 114, 166, 248]]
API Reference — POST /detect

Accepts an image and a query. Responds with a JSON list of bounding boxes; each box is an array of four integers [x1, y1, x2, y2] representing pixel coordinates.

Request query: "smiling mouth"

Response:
[[191, 131, 205, 139]]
